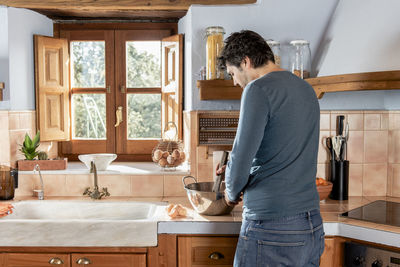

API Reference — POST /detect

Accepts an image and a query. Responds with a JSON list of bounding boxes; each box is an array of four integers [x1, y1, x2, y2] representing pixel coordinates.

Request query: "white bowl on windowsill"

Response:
[[78, 153, 117, 171]]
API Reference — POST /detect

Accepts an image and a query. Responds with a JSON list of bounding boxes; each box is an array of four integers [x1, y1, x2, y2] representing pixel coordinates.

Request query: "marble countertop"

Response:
[[5, 196, 400, 248]]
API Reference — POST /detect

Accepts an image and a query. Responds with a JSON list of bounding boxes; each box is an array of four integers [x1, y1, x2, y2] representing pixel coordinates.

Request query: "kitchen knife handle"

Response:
[[337, 115, 345, 136]]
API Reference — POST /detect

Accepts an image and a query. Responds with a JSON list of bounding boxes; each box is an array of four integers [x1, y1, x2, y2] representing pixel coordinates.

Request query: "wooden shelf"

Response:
[[306, 70, 400, 98], [0, 82, 4, 101], [197, 80, 242, 100]]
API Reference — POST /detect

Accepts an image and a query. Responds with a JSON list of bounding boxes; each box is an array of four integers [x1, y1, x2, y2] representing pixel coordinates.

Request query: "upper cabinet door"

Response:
[[161, 34, 183, 140], [34, 35, 70, 141]]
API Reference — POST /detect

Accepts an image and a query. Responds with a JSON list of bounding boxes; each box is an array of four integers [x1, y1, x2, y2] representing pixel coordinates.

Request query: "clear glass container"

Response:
[[205, 26, 225, 80], [289, 39, 311, 79], [266, 40, 281, 67]]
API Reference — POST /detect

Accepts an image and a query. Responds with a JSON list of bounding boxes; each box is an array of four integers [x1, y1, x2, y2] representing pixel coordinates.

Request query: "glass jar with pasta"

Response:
[[205, 26, 225, 80]]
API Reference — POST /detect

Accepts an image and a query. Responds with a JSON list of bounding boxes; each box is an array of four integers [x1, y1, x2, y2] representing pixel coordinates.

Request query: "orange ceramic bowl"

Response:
[[317, 181, 333, 201]]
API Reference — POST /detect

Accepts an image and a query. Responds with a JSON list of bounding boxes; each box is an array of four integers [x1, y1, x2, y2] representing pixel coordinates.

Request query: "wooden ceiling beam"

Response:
[[1, 0, 257, 11]]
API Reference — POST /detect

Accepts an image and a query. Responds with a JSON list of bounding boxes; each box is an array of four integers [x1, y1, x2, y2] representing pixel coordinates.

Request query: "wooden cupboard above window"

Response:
[[197, 70, 400, 100]]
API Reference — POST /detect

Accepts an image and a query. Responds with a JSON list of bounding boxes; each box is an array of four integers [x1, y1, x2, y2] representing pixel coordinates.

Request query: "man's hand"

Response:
[[224, 190, 242, 207], [0, 203, 13, 218], [215, 163, 227, 176]]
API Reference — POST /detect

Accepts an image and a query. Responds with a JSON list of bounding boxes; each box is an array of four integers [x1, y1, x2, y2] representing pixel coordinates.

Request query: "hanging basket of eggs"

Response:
[[152, 122, 186, 169]]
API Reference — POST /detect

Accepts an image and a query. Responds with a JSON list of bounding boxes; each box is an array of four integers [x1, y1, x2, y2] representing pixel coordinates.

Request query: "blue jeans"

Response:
[[234, 209, 325, 267]]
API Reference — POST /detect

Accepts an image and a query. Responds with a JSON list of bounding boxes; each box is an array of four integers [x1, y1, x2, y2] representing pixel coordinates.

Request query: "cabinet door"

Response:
[[320, 237, 345, 267], [4, 253, 69, 267], [178, 236, 238, 267], [72, 254, 146, 267]]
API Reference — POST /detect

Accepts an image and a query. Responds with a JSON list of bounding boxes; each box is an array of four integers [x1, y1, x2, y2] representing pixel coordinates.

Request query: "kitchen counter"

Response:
[[3, 196, 400, 248]]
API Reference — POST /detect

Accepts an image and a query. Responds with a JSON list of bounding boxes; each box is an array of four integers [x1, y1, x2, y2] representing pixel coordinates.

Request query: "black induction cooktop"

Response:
[[341, 200, 400, 227]]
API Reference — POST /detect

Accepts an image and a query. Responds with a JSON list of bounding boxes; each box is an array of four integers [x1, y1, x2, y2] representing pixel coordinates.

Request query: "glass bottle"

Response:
[[266, 40, 281, 67], [205, 26, 225, 80], [289, 39, 311, 79]]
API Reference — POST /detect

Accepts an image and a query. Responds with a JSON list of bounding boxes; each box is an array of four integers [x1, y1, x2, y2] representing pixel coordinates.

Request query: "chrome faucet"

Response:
[[33, 164, 44, 200], [83, 161, 110, 200]]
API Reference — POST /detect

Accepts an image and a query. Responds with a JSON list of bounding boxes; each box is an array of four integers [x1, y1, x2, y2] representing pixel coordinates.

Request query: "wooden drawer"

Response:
[[178, 236, 238, 267], [4, 253, 70, 267], [71, 253, 146, 267]]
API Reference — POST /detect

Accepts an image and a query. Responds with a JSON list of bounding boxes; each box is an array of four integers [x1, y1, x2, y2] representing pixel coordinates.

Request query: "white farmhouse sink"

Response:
[[0, 201, 162, 247]]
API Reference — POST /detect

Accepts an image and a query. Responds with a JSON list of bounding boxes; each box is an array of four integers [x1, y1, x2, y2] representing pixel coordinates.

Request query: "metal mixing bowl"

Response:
[[182, 175, 234, 216]]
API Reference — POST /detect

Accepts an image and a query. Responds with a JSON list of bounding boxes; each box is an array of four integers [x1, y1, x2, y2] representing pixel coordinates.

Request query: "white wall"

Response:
[[179, 0, 400, 111], [179, 0, 339, 111], [0, 6, 9, 109], [7, 7, 53, 110], [316, 0, 400, 110]]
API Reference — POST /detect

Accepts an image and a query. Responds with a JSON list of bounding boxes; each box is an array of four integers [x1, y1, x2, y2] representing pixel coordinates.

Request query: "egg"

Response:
[[162, 151, 170, 158], [167, 155, 175, 165], [153, 149, 163, 161], [158, 158, 168, 167], [172, 149, 180, 159], [179, 151, 186, 161]]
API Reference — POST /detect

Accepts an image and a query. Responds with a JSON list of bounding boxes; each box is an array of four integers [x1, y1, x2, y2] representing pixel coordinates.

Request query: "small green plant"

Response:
[[38, 151, 48, 160], [20, 131, 40, 160]]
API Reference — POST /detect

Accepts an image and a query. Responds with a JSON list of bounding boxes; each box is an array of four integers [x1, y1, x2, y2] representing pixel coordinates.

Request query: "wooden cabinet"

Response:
[[320, 236, 346, 267], [178, 236, 238, 267], [71, 254, 145, 267], [3, 253, 70, 267]]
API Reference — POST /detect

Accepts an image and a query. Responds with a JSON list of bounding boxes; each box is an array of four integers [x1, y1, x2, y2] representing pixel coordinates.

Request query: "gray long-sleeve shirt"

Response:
[[225, 71, 320, 220]]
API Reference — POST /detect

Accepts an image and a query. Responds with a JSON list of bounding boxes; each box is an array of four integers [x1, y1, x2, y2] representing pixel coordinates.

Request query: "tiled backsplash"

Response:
[[1, 110, 400, 198]]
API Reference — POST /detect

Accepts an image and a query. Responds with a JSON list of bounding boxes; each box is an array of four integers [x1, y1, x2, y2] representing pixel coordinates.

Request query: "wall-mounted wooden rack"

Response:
[[197, 80, 242, 100], [0, 82, 4, 101], [307, 70, 400, 98], [197, 70, 400, 100]]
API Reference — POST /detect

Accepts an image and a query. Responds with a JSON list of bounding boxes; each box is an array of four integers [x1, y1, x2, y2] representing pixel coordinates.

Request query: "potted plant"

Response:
[[17, 131, 67, 171]]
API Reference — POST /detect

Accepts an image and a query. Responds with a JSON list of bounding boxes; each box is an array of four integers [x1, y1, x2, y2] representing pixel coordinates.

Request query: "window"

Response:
[[34, 24, 182, 161]]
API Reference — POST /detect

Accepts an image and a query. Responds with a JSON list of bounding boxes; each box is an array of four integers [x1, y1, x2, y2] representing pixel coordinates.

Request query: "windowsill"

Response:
[[19, 162, 191, 175]]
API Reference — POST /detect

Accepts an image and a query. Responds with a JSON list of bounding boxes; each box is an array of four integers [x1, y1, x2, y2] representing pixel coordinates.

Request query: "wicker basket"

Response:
[[152, 122, 186, 169]]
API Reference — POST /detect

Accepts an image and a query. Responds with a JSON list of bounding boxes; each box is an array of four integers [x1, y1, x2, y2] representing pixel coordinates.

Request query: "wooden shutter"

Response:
[[161, 34, 183, 140], [34, 35, 70, 141]]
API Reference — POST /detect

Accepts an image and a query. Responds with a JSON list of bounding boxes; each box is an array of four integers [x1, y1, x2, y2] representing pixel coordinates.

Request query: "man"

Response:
[[216, 30, 324, 266]]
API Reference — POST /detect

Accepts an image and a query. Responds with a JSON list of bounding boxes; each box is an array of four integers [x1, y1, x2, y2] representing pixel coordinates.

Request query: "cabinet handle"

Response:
[[114, 106, 123, 127], [76, 257, 92, 265], [49, 257, 64, 265], [208, 252, 224, 260], [120, 85, 126, 93]]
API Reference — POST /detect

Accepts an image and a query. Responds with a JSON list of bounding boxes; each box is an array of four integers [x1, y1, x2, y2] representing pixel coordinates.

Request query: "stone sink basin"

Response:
[[0, 200, 162, 247]]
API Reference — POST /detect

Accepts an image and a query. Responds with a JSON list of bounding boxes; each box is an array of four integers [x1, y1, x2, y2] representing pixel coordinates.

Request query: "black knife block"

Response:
[[329, 160, 349, 200]]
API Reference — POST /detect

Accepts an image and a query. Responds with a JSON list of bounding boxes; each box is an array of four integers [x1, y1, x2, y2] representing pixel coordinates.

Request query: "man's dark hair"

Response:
[[217, 30, 274, 70]]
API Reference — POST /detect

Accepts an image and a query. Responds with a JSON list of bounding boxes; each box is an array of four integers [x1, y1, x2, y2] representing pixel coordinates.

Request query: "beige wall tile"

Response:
[[0, 111, 9, 128], [19, 112, 35, 131], [389, 130, 400, 163], [0, 130, 10, 165], [389, 113, 400, 130], [164, 175, 187, 197], [98, 175, 131, 196], [320, 113, 330, 131], [364, 131, 388, 163], [364, 114, 381, 130], [36, 175, 67, 197], [387, 164, 393, 196], [363, 164, 387, 196], [197, 163, 213, 182], [131, 175, 163, 197], [392, 164, 400, 198], [347, 113, 363, 131], [347, 131, 364, 163], [14, 174, 34, 196], [318, 131, 330, 164], [349, 164, 363, 196], [8, 113, 19, 130], [65, 174, 92, 196], [381, 114, 389, 130], [316, 164, 327, 180]]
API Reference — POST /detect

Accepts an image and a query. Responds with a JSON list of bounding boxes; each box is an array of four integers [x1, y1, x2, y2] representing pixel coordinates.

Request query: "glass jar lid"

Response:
[[266, 39, 280, 46], [290, 39, 309, 45], [206, 26, 225, 35]]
